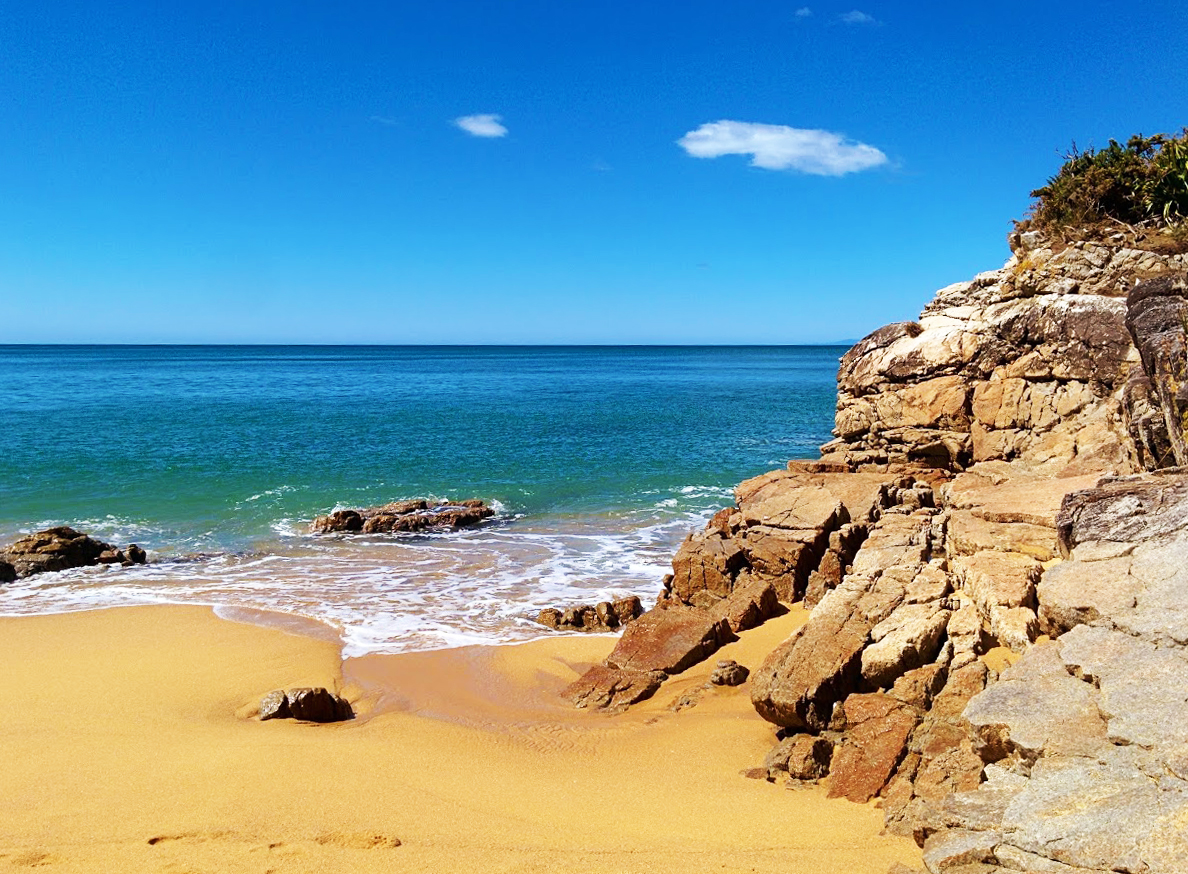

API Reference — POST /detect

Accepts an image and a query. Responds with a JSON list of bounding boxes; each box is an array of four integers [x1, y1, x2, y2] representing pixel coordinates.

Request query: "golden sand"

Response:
[[0, 605, 921, 873]]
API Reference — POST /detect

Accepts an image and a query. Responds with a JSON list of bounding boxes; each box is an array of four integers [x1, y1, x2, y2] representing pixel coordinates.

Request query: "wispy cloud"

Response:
[[677, 120, 887, 176], [370, 115, 398, 126], [454, 113, 508, 138], [840, 9, 878, 24], [795, 6, 813, 17]]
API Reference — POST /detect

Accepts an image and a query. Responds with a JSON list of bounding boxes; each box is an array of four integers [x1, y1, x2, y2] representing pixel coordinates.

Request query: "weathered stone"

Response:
[[946, 511, 1057, 561], [921, 828, 999, 873], [1058, 623, 1188, 750], [259, 689, 290, 720], [987, 605, 1037, 654], [998, 747, 1188, 874], [861, 603, 949, 690], [890, 662, 949, 710], [1036, 553, 1138, 637], [953, 551, 1040, 614], [963, 641, 1108, 771], [709, 660, 749, 686], [1126, 275, 1188, 467], [605, 607, 734, 675], [260, 687, 353, 723], [0, 561, 14, 583], [125, 544, 147, 564], [668, 531, 747, 603], [563, 665, 666, 711], [711, 574, 780, 633], [311, 509, 363, 532], [827, 693, 919, 802], [535, 596, 643, 633], [1055, 473, 1188, 558], [763, 734, 833, 781], [752, 576, 897, 730]]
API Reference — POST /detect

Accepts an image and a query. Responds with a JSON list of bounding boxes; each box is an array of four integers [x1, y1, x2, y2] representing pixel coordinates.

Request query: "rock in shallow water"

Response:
[[535, 596, 643, 632], [0, 527, 147, 579], [311, 499, 495, 534]]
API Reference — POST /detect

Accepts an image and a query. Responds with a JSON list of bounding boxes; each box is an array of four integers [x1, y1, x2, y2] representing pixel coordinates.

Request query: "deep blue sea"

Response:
[[0, 346, 842, 653]]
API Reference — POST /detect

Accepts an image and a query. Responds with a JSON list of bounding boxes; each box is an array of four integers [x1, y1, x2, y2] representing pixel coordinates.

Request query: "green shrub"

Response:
[[1022, 129, 1188, 236]]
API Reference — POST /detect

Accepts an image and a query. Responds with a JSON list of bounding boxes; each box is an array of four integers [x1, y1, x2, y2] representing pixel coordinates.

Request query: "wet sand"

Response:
[[0, 605, 922, 873]]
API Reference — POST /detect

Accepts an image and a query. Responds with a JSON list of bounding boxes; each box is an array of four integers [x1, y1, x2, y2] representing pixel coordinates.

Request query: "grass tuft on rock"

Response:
[[1019, 129, 1188, 249]]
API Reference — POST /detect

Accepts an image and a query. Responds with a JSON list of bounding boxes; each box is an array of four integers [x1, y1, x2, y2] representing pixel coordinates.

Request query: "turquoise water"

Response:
[[0, 345, 842, 652]]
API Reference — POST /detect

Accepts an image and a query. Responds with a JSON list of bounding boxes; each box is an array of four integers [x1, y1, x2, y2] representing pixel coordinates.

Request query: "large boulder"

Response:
[[0, 527, 146, 578]]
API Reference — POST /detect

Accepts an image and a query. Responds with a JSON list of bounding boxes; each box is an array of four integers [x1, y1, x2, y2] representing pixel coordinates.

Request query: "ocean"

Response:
[[0, 345, 843, 655]]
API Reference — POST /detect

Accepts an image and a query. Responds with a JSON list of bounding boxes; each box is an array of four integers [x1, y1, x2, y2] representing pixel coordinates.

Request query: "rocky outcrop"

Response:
[[535, 596, 643, 632], [259, 687, 354, 723], [0, 527, 148, 579], [1124, 275, 1188, 468], [311, 499, 495, 534], [556, 228, 1188, 870], [824, 236, 1186, 472], [916, 471, 1188, 872]]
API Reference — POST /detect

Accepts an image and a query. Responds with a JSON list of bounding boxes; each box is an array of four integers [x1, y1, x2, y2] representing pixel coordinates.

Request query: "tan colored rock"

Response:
[[963, 641, 1108, 771], [988, 606, 1037, 654], [562, 665, 666, 711], [861, 603, 949, 690], [972, 378, 1027, 430], [953, 551, 1040, 614], [710, 574, 780, 633], [946, 511, 1057, 561]]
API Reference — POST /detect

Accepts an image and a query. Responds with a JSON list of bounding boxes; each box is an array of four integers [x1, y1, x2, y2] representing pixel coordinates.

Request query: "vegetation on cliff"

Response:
[[1020, 128, 1188, 249]]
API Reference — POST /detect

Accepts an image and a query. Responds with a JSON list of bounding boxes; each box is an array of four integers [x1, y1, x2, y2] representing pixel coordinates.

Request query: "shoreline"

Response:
[[0, 602, 922, 873]]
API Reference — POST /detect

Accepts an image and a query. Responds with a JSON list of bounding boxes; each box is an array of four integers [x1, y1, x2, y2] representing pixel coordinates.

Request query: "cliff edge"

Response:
[[564, 226, 1188, 873]]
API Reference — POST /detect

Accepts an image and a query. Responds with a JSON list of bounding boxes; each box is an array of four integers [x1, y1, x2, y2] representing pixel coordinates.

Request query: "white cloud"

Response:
[[840, 10, 877, 24], [370, 115, 398, 126], [677, 120, 888, 176], [795, 6, 813, 16], [454, 113, 508, 138]]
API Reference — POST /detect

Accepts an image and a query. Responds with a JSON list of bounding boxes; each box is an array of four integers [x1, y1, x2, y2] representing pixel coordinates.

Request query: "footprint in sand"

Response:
[[5, 852, 57, 868], [315, 832, 402, 850]]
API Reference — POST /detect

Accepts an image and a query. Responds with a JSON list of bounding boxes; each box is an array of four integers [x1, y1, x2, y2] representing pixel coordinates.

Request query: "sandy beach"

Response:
[[0, 604, 921, 873]]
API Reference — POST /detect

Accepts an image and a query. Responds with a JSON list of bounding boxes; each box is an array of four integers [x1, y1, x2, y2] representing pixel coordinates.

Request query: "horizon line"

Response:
[[0, 341, 860, 348]]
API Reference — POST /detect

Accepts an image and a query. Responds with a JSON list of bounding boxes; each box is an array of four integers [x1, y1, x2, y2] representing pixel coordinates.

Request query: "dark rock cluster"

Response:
[[312, 499, 495, 534], [0, 526, 147, 580], [535, 596, 643, 632]]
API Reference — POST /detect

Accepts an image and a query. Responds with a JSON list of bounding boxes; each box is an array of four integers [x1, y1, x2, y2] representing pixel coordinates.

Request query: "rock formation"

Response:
[[564, 229, 1188, 872], [535, 596, 643, 632], [0, 526, 148, 579], [311, 499, 495, 534]]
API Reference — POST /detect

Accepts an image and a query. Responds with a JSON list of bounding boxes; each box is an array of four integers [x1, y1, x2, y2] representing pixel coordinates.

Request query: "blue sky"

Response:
[[1, 1, 1184, 343]]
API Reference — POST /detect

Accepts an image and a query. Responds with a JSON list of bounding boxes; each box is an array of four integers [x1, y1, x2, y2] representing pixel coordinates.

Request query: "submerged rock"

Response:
[[311, 499, 495, 534]]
